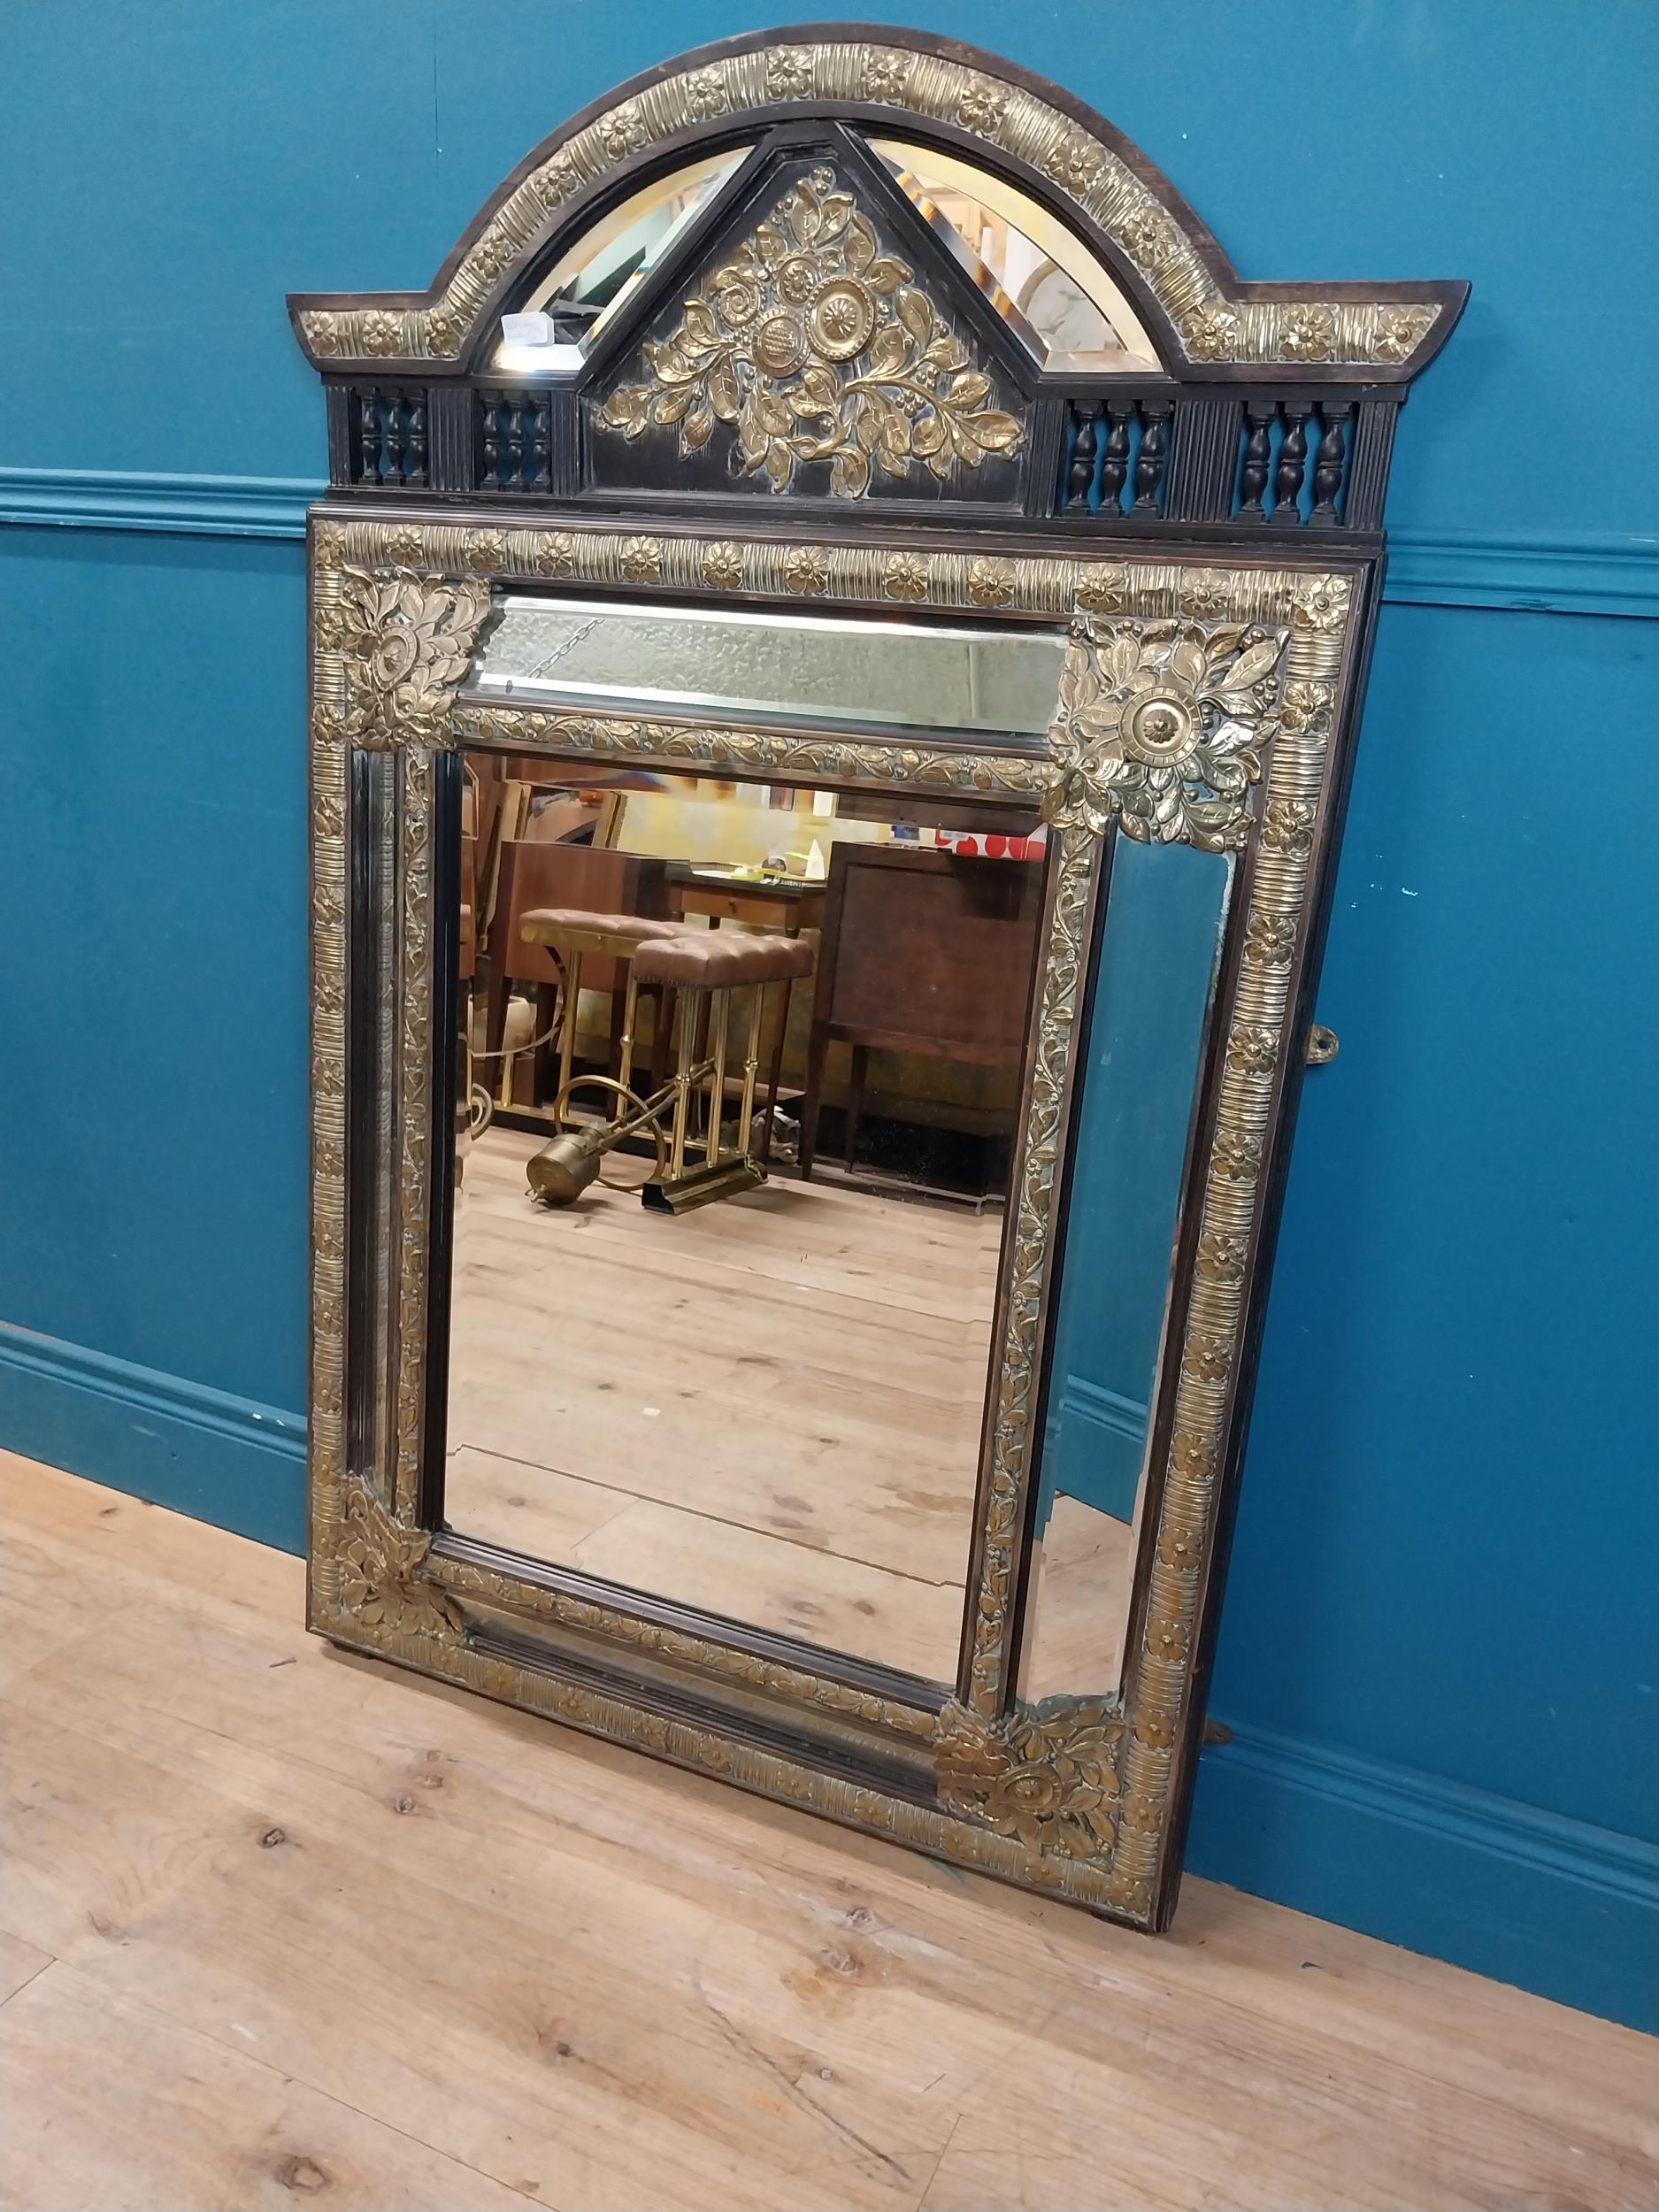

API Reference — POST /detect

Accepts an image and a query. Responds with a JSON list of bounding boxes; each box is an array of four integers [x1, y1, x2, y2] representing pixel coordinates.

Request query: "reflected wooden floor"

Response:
[[444, 1125, 1003, 1679], [4, 1455, 1653, 2212]]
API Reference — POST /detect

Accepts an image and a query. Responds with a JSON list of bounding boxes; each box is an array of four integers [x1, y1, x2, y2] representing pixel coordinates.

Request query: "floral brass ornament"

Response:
[[464, 529, 507, 573], [935, 1696, 1124, 1860], [783, 543, 828, 595], [884, 551, 930, 602], [1046, 617, 1287, 850], [1280, 305, 1336, 361], [598, 166, 1025, 497], [968, 555, 1015, 606], [1226, 1023, 1280, 1075], [701, 541, 744, 590], [466, 227, 514, 281], [1263, 797, 1317, 854], [1245, 910, 1298, 964], [1196, 1227, 1251, 1283], [532, 153, 580, 212], [339, 1482, 463, 1640], [619, 536, 663, 584], [1179, 306, 1240, 364], [426, 304, 464, 358], [764, 48, 815, 99], [683, 65, 728, 119], [1293, 576, 1351, 634], [956, 78, 1008, 134], [1076, 564, 1131, 615], [1043, 132, 1104, 196], [1120, 206, 1175, 269], [861, 50, 910, 101], [332, 571, 490, 749], [1182, 1333, 1233, 1383], [1373, 304, 1435, 362], [596, 101, 645, 160]]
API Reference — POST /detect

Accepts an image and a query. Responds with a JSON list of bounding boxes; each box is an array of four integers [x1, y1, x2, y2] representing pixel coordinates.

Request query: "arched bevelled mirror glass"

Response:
[[495, 147, 753, 375], [869, 138, 1162, 372]]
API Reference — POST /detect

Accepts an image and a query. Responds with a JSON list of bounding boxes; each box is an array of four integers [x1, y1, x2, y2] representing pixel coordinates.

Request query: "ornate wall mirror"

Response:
[[291, 27, 1464, 1929]]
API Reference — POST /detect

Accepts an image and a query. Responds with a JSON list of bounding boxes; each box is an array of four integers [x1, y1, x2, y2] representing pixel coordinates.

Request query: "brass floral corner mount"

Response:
[[1045, 617, 1288, 851], [315, 569, 491, 751], [935, 1694, 1125, 1863]]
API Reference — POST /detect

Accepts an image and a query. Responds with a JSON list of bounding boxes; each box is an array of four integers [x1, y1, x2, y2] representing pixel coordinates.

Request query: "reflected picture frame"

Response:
[[292, 23, 1462, 1931]]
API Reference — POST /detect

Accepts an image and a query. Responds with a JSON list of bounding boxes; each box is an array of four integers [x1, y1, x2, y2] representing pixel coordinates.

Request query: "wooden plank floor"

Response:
[[445, 1127, 1004, 1679], [445, 1129, 1135, 1691], [3, 1451, 1653, 2212]]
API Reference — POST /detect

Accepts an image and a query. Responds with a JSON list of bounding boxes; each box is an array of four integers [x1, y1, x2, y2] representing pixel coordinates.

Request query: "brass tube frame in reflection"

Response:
[[704, 987, 728, 1165], [737, 985, 764, 1152]]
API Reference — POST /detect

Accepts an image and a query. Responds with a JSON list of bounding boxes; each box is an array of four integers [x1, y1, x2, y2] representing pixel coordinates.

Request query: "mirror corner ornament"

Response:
[[1044, 615, 1290, 852], [311, 563, 491, 750], [936, 1694, 1126, 1863]]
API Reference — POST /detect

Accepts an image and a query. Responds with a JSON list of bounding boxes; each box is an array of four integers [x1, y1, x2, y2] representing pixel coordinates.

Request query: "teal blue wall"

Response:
[[2, 3, 1653, 2030], [1044, 839, 1229, 1525]]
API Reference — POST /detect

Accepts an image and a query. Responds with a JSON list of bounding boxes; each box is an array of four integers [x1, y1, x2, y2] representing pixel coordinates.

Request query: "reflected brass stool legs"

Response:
[[514, 909, 818, 1214], [633, 926, 818, 1215]]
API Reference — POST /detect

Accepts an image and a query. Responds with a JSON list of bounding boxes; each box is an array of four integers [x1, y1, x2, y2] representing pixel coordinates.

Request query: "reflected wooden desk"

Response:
[[669, 868, 826, 936]]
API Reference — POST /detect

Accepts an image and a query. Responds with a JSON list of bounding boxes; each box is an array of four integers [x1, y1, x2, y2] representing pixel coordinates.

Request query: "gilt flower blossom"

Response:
[[1046, 618, 1286, 849], [334, 574, 488, 745], [936, 1696, 1122, 1859]]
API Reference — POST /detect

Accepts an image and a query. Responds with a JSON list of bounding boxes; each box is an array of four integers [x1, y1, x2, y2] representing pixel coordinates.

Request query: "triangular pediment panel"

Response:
[[583, 135, 1033, 506]]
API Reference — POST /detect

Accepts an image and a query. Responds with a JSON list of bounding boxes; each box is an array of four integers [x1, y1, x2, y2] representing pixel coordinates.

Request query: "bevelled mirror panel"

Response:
[[443, 748, 1048, 1680], [1020, 838, 1232, 1701], [465, 595, 1069, 740]]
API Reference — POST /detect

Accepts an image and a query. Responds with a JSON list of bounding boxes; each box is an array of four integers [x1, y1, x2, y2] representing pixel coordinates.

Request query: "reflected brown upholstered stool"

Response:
[[518, 906, 692, 1120], [489, 846, 681, 1103], [633, 927, 816, 1210], [519, 909, 815, 1213]]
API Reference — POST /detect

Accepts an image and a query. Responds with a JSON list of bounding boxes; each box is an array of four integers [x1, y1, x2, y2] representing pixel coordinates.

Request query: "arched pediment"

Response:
[[288, 27, 1464, 383]]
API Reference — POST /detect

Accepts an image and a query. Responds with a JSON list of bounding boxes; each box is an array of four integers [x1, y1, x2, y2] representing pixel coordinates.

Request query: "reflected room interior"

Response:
[[438, 593, 1229, 1694], [444, 746, 1043, 1682]]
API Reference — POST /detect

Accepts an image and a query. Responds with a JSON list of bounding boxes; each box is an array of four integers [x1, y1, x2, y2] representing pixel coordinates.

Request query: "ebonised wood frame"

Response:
[[292, 27, 1461, 1931]]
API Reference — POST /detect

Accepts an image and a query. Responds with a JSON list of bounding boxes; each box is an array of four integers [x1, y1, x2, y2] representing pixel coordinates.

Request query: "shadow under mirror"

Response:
[[1021, 836, 1233, 1701], [442, 748, 1049, 1682]]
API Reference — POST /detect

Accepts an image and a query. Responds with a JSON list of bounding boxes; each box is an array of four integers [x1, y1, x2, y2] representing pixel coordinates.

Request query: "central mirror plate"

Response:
[[440, 589, 1233, 1697], [443, 749, 1047, 1681]]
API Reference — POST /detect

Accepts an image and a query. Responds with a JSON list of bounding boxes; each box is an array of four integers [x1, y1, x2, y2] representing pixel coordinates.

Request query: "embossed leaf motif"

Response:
[[332, 571, 490, 748], [936, 1695, 1124, 1860], [339, 1482, 463, 1640], [598, 167, 1024, 497], [1046, 617, 1286, 851]]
